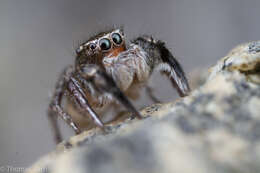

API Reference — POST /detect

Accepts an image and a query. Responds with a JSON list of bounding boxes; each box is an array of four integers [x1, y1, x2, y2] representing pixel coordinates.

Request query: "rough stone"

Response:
[[26, 41, 260, 173]]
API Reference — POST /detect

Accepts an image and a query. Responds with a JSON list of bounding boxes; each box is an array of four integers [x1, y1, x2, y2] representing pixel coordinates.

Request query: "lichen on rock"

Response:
[[209, 41, 260, 84], [27, 41, 260, 173]]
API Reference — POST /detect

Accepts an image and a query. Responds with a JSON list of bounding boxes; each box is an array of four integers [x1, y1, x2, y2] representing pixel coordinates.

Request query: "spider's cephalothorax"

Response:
[[48, 28, 190, 143], [75, 29, 126, 66]]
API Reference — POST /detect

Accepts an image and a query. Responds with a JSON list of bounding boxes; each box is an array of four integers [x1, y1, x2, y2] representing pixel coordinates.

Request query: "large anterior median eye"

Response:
[[99, 38, 111, 51], [112, 33, 122, 45]]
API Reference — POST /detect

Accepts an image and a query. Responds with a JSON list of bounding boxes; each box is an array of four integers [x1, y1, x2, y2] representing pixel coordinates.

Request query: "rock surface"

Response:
[[27, 41, 260, 173]]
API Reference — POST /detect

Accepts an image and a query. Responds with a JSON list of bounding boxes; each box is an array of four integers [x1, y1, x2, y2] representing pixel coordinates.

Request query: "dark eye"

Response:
[[76, 46, 83, 54], [99, 38, 111, 51], [112, 33, 122, 45], [89, 43, 96, 50]]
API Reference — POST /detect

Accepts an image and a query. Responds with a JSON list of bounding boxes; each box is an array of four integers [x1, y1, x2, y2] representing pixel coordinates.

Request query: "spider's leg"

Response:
[[79, 65, 143, 119], [48, 66, 81, 144], [145, 86, 161, 103], [133, 37, 190, 97], [156, 40, 190, 96], [67, 77, 104, 128]]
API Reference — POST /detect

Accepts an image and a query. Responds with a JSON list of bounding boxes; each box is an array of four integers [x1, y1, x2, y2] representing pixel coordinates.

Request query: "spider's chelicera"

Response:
[[48, 28, 190, 143]]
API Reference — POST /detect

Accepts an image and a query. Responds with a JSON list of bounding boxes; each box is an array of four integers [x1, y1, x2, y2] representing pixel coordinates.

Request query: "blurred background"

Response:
[[0, 0, 260, 169]]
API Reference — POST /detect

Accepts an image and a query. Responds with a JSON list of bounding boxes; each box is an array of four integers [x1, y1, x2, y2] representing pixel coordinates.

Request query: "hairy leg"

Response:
[[48, 64, 143, 143], [67, 77, 104, 128], [48, 66, 81, 144], [133, 36, 190, 97]]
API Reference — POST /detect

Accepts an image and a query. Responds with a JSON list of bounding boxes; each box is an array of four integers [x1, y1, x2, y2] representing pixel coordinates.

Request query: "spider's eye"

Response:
[[76, 46, 83, 54], [89, 43, 96, 50], [112, 33, 122, 45], [99, 38, 111, 51]]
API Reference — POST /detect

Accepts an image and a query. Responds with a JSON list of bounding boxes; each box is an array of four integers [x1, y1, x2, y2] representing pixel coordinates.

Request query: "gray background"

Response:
[[0, 0, 259, 169]]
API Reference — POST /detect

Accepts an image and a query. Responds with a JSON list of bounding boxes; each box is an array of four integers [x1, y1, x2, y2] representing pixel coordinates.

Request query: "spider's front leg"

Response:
[[48, 66, 81, 144], [133, 36, 191, 97], [48, 64, 142, 144], [77, 64, 143, 120], [48, 65, 107, 144]]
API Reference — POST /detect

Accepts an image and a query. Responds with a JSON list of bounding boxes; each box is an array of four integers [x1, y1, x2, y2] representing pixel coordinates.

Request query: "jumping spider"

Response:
[[48, 28, 190, 143]]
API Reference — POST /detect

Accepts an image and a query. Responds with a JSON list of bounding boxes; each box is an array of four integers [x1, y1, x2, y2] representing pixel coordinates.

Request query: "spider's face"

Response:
[[75, 29, 126, 66]]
